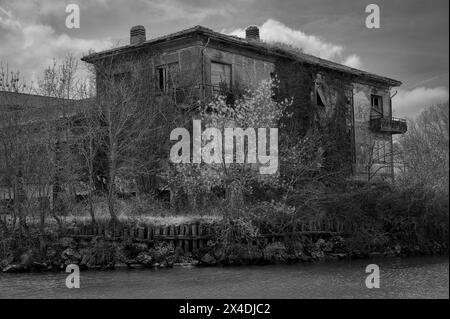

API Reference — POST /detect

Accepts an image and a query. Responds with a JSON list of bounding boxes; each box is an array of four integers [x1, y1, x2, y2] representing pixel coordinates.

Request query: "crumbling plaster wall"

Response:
[[203, 47, 274, 90], [96, 45, 205, 93], [308, 72, 394, 180], [353, 82, 393, 180], [110, 45, 275, 93], [150, 45, 204, 88]]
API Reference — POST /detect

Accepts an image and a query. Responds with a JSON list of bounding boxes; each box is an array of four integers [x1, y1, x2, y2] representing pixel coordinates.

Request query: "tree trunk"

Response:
[[107, 148, 118, 224], [88, 163, 96, 225]]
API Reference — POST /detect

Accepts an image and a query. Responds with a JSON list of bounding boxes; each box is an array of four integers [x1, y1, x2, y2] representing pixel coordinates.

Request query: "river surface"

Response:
[[0, 256, 448, 299]]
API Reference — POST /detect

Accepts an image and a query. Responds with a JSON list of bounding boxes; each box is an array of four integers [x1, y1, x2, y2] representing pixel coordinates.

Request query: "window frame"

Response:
[[156, 62, 179, 94], [156, 66, 166, 93], [316, 88, 326, 107], [371, 94, 383, 115], [210, 61, 232, 92]]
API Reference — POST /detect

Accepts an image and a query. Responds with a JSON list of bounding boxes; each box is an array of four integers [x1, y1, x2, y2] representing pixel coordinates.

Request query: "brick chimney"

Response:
[[130, 25, 146, 45], [245, 25, 260, 41]]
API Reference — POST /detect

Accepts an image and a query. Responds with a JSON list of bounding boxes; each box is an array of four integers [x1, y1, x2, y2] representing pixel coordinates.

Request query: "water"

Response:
[[0, 256, 448, 299]]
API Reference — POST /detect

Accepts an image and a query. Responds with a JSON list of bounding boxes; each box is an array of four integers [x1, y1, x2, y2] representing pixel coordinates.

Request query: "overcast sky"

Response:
[[0, 0, 448, 118]]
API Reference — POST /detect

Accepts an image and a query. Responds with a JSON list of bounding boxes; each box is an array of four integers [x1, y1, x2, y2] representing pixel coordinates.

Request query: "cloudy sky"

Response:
[[0, 0, 448, 118]]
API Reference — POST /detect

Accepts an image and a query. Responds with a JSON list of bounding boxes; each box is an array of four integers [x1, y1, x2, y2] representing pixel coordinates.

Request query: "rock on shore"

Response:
[[1, 234, 448, 273]]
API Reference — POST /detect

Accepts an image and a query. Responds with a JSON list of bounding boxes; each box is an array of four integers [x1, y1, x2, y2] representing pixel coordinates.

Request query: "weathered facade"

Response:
[[0, 91, 83, 205], [83, 25, 406, 181]]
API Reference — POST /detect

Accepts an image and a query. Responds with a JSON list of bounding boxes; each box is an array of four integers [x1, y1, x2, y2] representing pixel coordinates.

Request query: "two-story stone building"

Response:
[[82, 24, 407, 181]]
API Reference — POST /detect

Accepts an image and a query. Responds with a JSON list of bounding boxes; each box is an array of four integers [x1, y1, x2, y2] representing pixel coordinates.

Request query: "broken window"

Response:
[[211, 62, 231, 92], [371, 95, 383, 114], [316, 89, 325, 107], [314, 80, 327, 108], [156, 62, 179, 94], [157, 67, 166, 92]]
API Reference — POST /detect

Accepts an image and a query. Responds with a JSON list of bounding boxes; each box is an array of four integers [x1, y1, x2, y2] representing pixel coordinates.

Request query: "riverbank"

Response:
[[1, 182, 448, 273], [1, 221, 448, 273]]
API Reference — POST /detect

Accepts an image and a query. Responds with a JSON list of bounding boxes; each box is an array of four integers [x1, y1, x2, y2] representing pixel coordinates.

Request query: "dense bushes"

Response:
[[201, 181, 448, 264], [357, 184, 448, 249], [1, 176, 448, 272], [0, 181, 447, 272]]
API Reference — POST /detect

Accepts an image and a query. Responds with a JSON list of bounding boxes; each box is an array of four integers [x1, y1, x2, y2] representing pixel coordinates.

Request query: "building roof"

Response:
[[0, 91, 86, 126], [82, 25, 402, 87]]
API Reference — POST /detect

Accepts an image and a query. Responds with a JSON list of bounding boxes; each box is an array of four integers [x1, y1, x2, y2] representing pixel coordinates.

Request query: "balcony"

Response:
[[370, 117, 407, 134]]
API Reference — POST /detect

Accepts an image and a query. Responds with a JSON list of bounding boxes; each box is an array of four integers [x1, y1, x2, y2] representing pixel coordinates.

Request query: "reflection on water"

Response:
[[0, 256, 448, 299]]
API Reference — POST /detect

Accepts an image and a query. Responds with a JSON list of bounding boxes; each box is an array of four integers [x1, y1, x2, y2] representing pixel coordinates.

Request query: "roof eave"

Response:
[[81, 26, 402, 87]]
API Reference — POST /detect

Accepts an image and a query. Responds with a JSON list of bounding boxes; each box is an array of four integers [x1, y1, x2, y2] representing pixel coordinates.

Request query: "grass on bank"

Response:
[[1, 195, 223, 229]]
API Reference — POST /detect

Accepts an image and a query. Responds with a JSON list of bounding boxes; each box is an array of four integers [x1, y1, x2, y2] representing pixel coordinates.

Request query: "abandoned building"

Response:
[[0, 91, 85, 205], [82, 24, 407, 182], [0, 23, 409, 210]]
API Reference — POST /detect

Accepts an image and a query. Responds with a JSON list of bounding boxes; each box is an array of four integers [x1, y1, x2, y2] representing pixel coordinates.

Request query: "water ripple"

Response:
[[0, 256, 448, 299]]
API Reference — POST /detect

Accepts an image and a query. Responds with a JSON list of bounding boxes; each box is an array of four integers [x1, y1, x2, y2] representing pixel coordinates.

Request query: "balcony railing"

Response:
[[370, 116, 407, 134]]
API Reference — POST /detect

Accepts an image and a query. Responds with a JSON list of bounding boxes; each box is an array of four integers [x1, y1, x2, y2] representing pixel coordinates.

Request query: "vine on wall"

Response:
[[274, 59, 355, 179]]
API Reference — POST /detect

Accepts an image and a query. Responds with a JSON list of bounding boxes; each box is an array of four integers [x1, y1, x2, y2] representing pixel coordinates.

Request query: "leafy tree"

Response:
[[165, 79, 323, 213]]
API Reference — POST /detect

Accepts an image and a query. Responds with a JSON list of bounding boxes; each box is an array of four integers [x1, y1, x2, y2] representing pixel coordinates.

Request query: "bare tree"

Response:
[[92, 56, 169, 223], [36, 55, 82, 228], [74, 96, 99, 224], [0, 64, 35, 235], [398, 102, 449, 192], [0, 62, 28, 93]]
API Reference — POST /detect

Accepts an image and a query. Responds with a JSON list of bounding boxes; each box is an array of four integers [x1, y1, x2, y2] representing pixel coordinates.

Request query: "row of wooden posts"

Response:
[[65, 223, 211, 253], [65, 220, 347, 253]]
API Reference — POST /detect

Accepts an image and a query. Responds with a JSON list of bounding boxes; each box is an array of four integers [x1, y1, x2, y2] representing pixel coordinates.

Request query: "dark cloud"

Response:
[[0, 0, 448, 117]]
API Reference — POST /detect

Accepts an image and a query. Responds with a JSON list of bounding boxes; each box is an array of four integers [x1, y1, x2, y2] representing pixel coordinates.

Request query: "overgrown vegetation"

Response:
[[0, 55, 448, 271]]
